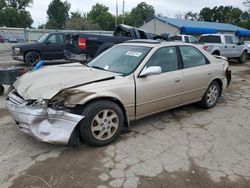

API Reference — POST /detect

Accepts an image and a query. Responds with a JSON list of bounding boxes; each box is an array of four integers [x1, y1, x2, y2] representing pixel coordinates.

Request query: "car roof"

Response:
[[201, 34, 235, 37], [119, 40, 195, 48]]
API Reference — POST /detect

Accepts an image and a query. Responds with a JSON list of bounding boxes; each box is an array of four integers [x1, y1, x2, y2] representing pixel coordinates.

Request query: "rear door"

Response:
[[42, 33, 65, 59], [230, 36, 242, 57], [136, 46, 183, 118], [179, 46, 213, 103]]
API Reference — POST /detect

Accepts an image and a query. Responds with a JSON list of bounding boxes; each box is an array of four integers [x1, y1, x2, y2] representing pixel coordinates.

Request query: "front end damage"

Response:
[[6, 90, 84, 145]]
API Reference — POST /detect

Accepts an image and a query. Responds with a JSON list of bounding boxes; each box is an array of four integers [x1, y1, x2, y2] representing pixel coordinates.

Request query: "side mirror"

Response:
[[140, 66, 162, 77]]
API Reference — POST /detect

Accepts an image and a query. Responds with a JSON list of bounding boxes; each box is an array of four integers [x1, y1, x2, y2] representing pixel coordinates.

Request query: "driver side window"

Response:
[[146, 47, 179, 73], [47, 34, 63, 44]]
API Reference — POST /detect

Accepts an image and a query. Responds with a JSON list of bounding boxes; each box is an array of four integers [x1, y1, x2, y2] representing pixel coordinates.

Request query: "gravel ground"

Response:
[[0, 52, 250, 188]]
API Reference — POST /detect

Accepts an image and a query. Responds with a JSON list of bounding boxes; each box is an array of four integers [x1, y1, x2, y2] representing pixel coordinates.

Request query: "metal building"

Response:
[[140, 16, 250, 37]]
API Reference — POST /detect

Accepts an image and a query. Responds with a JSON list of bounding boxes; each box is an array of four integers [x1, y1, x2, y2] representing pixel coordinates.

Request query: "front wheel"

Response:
[[79, 101, 124, 147], [239, 51, 247, 64], [200, 81, 221, 108], [24, 51, 41, 66]]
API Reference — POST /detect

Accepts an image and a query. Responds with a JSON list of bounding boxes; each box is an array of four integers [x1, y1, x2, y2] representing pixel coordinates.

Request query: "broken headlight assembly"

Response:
[[48, 90, 91, 110]]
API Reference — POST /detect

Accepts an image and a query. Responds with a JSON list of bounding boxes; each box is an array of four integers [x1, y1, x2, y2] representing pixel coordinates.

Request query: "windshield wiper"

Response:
[[90, 66, 106, 71]]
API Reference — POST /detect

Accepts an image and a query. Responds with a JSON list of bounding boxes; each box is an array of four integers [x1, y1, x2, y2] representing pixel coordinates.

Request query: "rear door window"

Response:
[[179, 46, 207, 68], [225, 36, 232, 44]]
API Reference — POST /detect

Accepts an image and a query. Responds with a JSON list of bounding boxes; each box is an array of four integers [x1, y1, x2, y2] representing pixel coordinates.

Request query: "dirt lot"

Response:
[[0, 52, 250, 188]]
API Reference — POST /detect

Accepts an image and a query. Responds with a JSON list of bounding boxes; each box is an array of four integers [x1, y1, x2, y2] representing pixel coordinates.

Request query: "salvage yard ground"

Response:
[[0, 51, 250, 188]]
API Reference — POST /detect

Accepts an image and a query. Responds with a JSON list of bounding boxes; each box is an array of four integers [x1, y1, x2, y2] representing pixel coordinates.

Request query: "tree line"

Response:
[[1, 0, 250, 31]]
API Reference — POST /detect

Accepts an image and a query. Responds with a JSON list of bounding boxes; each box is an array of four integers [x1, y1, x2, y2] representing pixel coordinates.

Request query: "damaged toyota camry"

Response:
[[6, 40, 231, 146]]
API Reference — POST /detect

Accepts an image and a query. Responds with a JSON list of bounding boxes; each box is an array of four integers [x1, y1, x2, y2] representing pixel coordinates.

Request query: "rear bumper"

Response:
[[64, 50, 87, 62], [6, 91, 84, 145]]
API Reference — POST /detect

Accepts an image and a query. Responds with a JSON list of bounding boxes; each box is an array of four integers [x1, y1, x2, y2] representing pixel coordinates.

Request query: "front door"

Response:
[[136, 46, 183, 118], [42, 33, 65, 60]]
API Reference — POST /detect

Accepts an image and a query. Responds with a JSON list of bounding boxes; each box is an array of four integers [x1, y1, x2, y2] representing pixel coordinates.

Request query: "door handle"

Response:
[[208, 72, 212, 75], [233, 46, 235, 48], [175, 79, 181, 83]]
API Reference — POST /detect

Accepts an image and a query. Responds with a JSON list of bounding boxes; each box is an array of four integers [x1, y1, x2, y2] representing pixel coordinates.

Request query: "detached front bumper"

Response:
[[6, 92, 84, 144], [12, 51, 24, 62]]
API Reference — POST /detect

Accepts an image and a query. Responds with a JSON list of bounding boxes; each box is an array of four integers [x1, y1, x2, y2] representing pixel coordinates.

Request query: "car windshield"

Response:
[[37, 33, 49, 43], [87, 45, 151, 75]]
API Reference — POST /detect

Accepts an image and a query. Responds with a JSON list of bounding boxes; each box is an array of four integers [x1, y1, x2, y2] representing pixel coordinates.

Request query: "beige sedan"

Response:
[[6, 40, 231, 146]]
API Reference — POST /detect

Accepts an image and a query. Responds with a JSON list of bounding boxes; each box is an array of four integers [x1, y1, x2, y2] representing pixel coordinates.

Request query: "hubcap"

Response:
[[28, 53, 40, 65], [91, 109, 119, 141], [206, 85, 219, 105]]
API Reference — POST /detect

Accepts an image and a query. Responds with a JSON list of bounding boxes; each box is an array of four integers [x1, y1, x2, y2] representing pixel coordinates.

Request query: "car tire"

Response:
[[24, 51, 41, 66], [200, 81, 221, 109], [0, 84, 4, 96], [239, 51, 247, 64], [79, 101, 124, 147]]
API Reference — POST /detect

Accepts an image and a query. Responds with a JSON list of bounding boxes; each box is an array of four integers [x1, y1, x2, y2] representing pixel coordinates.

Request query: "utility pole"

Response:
[[115, 0, 118, 27], [122, 0, 125, 24]]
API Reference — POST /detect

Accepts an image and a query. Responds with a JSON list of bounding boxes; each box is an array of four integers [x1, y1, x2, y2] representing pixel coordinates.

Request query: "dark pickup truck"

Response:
[[65, 24, 165, 62], [12, 32, 68, 65]]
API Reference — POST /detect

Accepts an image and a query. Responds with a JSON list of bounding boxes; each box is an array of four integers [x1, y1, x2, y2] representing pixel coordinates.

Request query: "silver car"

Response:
[[6, 40, 231, 146]]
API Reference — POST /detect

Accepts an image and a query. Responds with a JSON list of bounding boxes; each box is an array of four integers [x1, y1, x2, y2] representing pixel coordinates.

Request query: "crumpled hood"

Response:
[[14, 63, 120, 100]]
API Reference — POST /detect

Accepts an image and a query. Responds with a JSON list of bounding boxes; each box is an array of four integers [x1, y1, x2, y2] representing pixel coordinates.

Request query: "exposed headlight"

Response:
[[14, 47, 20, 52], [48, 90, 91, 109]]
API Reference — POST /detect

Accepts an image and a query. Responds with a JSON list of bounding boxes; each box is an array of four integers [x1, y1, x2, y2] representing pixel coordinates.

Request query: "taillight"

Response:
[[203, 45, 208, 51], [78, 37, 86, 49]]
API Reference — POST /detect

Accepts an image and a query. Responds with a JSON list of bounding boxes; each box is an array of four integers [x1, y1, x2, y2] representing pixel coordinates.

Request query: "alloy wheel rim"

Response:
[[28, 53, 40, 65], [91, 109, 119, 141], [206, 85, 219, 106]]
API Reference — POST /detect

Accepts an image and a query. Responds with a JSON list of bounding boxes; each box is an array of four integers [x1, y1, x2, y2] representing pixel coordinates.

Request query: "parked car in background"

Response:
[[64, 24, 167, 62], [6, 40, 231, 146], [169, 34, 197, 43], [0, 35, 4, 43], [197, 34, 248, 63], [12, 32, 67, 65]]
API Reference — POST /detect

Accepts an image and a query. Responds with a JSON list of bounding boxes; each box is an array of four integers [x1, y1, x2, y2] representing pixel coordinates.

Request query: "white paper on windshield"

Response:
[[125, 51, 142, 57], [104, 65, 110, 70]]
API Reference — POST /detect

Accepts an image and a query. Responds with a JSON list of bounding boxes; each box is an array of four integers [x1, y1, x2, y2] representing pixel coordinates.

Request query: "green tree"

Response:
[[5, 0, 33, 10], [129, 2, 155, 27], [185, 11, 198, 20], [0, 0, 33, 27], [87, 3, 115, 31], [199, 7, 214, 21], [65, 11, 100, 30], [46, 0, 71, 29]]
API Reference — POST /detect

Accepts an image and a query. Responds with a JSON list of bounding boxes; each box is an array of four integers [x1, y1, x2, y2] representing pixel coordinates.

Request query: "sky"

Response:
[[27, 0, 247, 28]]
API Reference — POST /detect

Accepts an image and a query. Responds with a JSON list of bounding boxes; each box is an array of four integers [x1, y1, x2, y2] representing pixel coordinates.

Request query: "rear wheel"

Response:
[[201, 81, 221, 108], [239, 51, 247, 64], [79, 101, 124, 147], [24, 51, 41, 66]]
